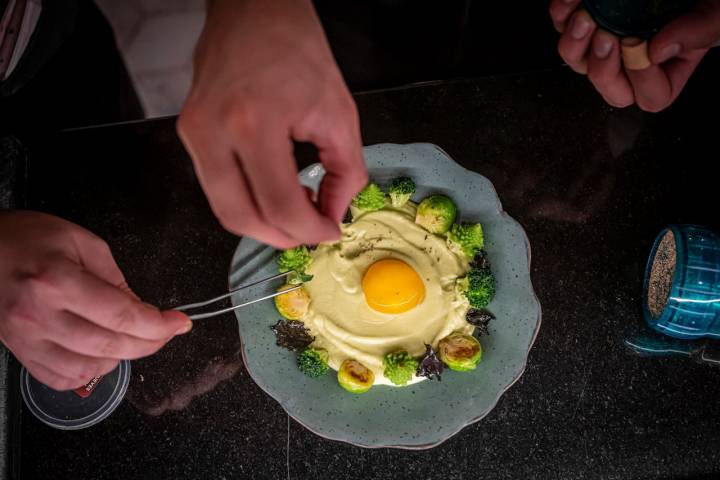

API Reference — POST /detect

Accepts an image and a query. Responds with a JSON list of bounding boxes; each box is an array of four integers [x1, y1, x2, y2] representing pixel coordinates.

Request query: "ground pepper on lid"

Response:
[[647, 230, 676, 318]]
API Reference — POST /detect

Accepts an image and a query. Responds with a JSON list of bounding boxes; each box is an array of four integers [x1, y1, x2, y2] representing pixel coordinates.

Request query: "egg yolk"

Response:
[[362, 259, 425, 314]]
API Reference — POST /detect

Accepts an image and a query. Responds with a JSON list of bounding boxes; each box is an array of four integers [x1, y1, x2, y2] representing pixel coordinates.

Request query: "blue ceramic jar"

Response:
[[643, 225, 720, 339]]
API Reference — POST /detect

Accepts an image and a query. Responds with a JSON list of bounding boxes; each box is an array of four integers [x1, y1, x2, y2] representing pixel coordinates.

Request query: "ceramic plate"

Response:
[[229, 143, 541, 449]]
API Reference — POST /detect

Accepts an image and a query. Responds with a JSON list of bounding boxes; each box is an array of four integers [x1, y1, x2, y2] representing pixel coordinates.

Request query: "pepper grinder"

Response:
[[626, 225, 720, 366]]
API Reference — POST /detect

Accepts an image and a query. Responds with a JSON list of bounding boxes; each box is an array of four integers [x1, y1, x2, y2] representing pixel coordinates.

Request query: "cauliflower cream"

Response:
[[302, 203, 474, 386]]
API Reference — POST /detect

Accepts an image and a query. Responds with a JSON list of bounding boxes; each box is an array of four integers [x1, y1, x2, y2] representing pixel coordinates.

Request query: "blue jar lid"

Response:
[[20, 360, 130, 430]]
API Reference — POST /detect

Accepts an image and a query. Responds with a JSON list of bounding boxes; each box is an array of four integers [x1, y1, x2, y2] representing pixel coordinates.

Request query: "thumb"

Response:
[[650, 1, 720, 63]]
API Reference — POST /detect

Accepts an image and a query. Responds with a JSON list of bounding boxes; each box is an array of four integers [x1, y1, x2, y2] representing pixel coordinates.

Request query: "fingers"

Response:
[[549, 0, 582, 33], [69, 227, 129, 289], [649, 1, 720, 64], [235, 129, 342, 244], [24, 360, 80, 391], [661, 50, 708, 98], [31, 257, 192, 341], [317, 143, 368, 224], [587, 30, 635, 107], [625, 64, 676, 112], [41, 310, 169, 360], [177, 115, 298, 248], [626, 50, 706, 112], [558, 9, 597, 73], [24, 345, 118, 391], [293, 96, 367, 225]]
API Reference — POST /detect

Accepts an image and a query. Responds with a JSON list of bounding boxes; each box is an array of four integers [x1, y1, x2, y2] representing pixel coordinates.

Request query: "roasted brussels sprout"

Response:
[[438, 332, 482, 371], [337, 359, 375, 393], [274, 284, 310, 320], [415, 195, 457, 234]]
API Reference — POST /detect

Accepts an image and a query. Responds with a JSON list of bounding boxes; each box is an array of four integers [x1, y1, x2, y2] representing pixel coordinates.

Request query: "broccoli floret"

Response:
[[447, 223, 484, 258], [277, 246, 312, 277], [297, 347, 330, 378], [352, 183, 386, 212], [460, 267, 496, 309], [388, 176, 416, 208], [382, 350, 419, 386], [415, 195, 457, 234]]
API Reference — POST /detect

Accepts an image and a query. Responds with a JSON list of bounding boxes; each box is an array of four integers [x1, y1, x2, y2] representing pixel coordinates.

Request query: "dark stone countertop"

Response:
[[16, 54, 720, 479]]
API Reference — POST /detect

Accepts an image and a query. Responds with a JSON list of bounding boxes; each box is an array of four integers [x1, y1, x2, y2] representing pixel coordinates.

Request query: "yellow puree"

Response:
[[302, 203, 473, 386]]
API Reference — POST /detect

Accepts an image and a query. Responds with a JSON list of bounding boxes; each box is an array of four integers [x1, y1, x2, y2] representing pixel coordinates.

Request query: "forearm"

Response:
[[196, 0, 331, 84]]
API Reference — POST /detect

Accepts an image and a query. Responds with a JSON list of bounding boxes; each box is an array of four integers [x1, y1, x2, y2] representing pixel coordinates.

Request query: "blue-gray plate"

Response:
[[229, 143, 541, 449]]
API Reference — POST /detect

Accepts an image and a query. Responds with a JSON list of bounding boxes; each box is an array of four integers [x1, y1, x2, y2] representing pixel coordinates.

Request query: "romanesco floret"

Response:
[[352, 183, 386, 211], [277, 246, 312, 274], [382, 350, 419, 386], [447, 223, 484, 258]]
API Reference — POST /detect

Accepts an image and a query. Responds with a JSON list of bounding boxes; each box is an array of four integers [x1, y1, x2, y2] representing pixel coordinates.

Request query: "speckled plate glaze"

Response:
[[229, 143, 541, 449]]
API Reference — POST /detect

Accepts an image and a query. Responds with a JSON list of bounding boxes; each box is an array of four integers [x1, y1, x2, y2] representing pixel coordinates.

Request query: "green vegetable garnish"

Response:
[[458, 266, 496, 309], [382, 350, 419, 386], [447, 223, 484, 258], [388, 176, 416, 208], [274, 285, 311, 320], [277, 246, 313, 284], [415, 344, 444, 381], [297, 347, 330, 378], [438, 332, 482, 371], [277, 246, 312, 273], [352, 183, 386, 212], [465, 308, 494, 336], [415, 195, 457, 234], [338, 359, 374, 394]]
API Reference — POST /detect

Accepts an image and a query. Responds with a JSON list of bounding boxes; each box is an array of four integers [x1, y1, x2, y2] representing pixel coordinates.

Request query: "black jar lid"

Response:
[[582, 0, 698, 38]]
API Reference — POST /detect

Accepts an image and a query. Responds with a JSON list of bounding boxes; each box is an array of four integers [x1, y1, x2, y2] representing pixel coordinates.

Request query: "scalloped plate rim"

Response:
[[228, 142, 542, 449]]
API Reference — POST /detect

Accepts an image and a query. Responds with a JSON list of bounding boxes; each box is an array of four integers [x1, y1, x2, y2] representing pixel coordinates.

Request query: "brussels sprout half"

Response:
[[338, 359, 375, 394], [274, 284, 311, 320], [415, 195, 457, 234], [438, 332, 482, 372]]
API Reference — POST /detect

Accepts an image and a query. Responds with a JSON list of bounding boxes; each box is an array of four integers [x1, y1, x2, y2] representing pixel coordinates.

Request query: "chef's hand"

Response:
[[549, 0, 720, 111], [0, 211, 192, 391], [178, 0, 367, 249]]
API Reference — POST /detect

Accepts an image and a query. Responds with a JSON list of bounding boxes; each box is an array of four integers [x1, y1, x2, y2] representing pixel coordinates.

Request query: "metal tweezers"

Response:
[[175, 272, 302, 320]]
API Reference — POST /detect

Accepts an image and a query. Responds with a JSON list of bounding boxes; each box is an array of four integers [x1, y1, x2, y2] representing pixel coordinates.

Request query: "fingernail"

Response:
[[593, 35, 613, 59], [175, 321, 193, 335], [571, 14, 592, 40], [655, 43, 680, 63]]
